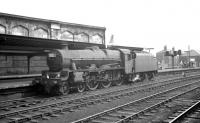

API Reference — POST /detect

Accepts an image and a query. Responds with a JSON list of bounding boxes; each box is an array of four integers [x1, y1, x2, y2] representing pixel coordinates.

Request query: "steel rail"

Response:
[[1, 76, 199, 122], [1, 74, 198, 113], [72, 80, 200, 123], [1, 75, 200, 122], [0, 74, 198, 115], [168, 100, 200, 123]]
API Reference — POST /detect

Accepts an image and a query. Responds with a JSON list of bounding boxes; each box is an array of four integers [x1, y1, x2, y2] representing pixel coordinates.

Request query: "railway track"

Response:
[[164, 100, 200, 123], [0, 69, 199, 103], [0, 74, 199, 113], [1, 72, 200, 112], [72, 80, 200, 123], [0, 75, 200, 123], [0, 69, 199, 96], [0, 75, 185, 112]]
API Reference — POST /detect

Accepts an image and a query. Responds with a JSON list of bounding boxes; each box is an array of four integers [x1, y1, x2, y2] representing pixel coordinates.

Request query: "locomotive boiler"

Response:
[[33, 46, 158, 95]]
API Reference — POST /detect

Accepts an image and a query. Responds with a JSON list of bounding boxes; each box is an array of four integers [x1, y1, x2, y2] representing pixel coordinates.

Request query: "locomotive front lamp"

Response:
[[46, 74, 49, 79]]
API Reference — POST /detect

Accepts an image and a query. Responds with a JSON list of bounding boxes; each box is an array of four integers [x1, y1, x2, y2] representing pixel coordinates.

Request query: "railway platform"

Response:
[[158, 67, 200, 74], [0, 74, 40, 90]]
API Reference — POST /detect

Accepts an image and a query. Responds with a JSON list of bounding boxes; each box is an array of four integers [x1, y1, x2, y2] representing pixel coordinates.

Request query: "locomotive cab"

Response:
[[118, 49, 135, 74], [117, 49, 140, 82]]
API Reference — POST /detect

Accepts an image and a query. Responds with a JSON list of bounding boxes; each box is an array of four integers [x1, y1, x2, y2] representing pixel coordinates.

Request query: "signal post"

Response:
[[165, 47, 182, 69]]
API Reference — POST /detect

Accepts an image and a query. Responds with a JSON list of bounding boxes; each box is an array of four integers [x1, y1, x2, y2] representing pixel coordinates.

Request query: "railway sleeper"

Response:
[[186, 116, 200, 119], [41, 116, 50, 120], [143, 112, 154, 116], [30, 119, 39, 123], [100, 115, 120, 121], [50, 114, 60, 117], [2, 75, 199, 123], [92, 119, 114, 123]]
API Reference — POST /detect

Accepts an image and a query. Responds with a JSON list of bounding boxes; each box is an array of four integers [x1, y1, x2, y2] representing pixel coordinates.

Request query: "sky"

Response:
[[1, 0, 200, 54]]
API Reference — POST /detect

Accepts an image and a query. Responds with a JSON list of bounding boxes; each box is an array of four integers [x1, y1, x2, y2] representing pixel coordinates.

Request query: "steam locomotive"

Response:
[[33, 46, 158, 95]]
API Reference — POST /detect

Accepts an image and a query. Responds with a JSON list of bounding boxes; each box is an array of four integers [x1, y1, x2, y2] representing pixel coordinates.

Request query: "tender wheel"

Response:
[[86, 74, 99, 91], [140, 73, 145, 81], [148, 73, 155, 80], [144, 73, 149, 81], [101, 80, 111, 88], [77, 83, 86, 93], [114, 72, 123, 86]]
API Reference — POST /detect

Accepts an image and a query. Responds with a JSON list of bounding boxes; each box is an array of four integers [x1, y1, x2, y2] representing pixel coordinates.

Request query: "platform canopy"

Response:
[[107, 45, 143, 51], [0, 34, 105, 56]]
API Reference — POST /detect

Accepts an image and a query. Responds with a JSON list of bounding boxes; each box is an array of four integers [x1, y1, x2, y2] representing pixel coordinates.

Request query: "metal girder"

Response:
[[0, 34, 105, 50], [107, 45, 143, 51]]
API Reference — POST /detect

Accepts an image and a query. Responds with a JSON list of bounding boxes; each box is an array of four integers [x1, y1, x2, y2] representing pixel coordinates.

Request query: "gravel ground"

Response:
[[128, 99, 194, 123], [38, 76, 200, 123], [127, 88, 200, 123], [0, 72, 199, 123], [1, 70, 196, 102], [0, 72, 185, 102], [39, 91, 151, 123]]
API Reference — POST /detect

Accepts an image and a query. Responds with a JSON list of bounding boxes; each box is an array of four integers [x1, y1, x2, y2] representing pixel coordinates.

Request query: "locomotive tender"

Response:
[[33, 46, 158, 95]]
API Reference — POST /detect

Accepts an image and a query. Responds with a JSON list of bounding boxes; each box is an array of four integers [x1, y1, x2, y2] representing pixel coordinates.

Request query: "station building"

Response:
[[0, 13, 106, 75], [179, 50, 200, 68]]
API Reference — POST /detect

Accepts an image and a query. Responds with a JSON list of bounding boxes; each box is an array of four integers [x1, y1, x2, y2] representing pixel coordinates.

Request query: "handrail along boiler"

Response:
[[33, 46, 158, 95]]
